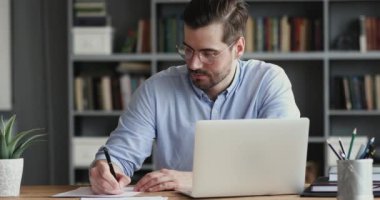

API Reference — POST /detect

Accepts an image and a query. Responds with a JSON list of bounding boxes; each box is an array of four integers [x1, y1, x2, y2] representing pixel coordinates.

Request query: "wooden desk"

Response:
[[3, 185, 375, 200]]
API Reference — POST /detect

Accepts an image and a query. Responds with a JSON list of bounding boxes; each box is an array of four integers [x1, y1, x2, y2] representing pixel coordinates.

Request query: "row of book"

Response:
[[245, 16, 323, 52], [359, 16, 380, 52], [74, 74, 147, 111], [157, 15, 322, 53], [330, 75, 380, 110], [157, 15, 184, 53], [73, 0, 111, 27]]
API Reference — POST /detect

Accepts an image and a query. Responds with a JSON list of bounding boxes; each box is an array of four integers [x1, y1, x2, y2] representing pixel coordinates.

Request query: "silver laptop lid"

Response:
[[189, 118, 309, 198]]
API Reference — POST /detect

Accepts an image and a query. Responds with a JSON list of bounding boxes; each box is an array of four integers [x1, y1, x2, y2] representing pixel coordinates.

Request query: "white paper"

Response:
[[52, 186, 140, 198], [81, 197, 168, 200]]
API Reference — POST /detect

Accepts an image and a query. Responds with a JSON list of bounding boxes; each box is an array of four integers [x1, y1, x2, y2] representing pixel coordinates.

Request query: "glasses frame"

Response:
[[176, 40, 237, 64]]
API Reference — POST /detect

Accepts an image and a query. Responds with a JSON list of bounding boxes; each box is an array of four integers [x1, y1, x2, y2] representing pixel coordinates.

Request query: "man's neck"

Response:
[[205, 63, 238, 101]]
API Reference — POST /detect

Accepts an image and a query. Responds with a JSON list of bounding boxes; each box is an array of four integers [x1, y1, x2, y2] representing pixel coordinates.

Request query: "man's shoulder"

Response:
[[239, 59, 284, 76], [153, 65, 187, 77], [146, 65, 188, 84]]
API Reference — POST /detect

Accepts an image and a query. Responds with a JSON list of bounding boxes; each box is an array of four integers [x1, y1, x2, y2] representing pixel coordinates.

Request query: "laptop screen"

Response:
[[185, 118, 309, 198]]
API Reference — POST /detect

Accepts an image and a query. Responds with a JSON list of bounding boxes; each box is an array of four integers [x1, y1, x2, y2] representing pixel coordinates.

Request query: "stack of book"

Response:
[[301, 166, 380, 197], [74, 62, 150, 111], [73, 0, 110, 27]]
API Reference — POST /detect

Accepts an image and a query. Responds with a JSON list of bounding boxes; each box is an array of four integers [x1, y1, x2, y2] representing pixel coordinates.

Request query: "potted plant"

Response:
[[0, 115, 45, 196]]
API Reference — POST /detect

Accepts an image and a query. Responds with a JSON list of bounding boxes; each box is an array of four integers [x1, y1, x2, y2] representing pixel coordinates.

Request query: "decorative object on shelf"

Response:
[[0, 115, 45, 197], [332, 21, 359, 50], [72, 26, 114, 55]]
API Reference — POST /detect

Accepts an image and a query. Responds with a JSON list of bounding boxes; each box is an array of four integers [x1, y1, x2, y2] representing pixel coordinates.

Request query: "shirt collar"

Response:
[[188, 60, 242, 100]]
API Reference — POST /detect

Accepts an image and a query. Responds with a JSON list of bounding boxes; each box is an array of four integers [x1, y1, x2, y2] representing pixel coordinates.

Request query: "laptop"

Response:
[[177, 118, 310, 198]]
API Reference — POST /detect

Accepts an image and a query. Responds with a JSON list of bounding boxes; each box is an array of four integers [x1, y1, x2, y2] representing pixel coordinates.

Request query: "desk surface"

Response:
[[5, 185, 378, 200]]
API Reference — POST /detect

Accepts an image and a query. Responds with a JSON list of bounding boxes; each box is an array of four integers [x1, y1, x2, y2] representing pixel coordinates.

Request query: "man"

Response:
[[89, 0, 300, 194]]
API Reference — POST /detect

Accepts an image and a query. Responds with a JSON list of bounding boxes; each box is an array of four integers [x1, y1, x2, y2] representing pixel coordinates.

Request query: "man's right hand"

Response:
[[89, 160, 131, 194]]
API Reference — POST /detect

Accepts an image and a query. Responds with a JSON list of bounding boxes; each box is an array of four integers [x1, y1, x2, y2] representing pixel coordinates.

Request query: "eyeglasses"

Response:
[[176, 41, 236, 64]]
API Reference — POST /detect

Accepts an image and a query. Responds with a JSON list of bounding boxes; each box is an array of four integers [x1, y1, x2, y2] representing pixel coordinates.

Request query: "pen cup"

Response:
[[337, 159, 373, 200]]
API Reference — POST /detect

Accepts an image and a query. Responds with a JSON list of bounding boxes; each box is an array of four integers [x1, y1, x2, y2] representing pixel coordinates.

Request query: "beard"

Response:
[[189, 68, 231, 91]]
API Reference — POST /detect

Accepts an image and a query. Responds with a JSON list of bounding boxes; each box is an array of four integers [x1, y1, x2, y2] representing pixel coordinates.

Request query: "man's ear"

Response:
[[236, 37, 245, 58]]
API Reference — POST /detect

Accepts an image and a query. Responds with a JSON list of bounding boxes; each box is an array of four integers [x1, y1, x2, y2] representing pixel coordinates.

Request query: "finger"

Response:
[[90, 164, 121, 194], [134, 171, 165, 191], [147, 181, 177, 192], [98, 162, 120, 188], [117, 173, 131, 187], [89, 167, 112, 194], [138, 174, 174, 192]]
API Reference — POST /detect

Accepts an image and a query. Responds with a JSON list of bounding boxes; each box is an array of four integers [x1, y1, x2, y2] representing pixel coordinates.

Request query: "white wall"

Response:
[[0, 0, 12, 110]]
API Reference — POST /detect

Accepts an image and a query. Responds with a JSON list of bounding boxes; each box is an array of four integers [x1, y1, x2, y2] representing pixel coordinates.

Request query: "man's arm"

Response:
[[90, 80, 157, 192]]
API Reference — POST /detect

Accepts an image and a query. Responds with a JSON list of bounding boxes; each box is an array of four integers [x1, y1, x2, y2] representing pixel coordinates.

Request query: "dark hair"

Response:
[[183, 0, 248, 44]]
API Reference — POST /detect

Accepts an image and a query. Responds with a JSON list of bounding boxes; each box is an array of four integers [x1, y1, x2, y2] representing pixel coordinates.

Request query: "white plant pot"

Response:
[[0, 158, 24, 196]]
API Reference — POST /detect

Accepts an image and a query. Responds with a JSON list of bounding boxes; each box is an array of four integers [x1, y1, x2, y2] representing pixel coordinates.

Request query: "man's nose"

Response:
[[187, 53, 203, 71]]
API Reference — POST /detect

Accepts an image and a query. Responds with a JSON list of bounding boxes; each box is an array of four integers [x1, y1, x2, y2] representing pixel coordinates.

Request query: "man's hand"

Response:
[[89, 160, 131, 194], [134, 169, 192, 192]]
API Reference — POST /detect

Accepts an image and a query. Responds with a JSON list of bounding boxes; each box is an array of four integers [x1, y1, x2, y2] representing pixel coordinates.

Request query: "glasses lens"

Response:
[[199, 52, 215, 64], [177, 45, 193, 60]]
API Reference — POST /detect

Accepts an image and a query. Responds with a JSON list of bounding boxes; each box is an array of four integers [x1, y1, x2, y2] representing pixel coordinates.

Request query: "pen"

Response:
[[327, 140, 342, 160], [339, 150, 347, 160], [360, 137, 375, 159], [338, 137, 346, 156], [103, 146, 117, 179], [347, 128, 357, 159], [355, 144, 366, 159]]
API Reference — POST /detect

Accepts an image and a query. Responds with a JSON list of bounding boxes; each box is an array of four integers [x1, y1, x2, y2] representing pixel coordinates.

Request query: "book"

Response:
[[310, 177, 380, 193], [364, 74, 374, 110], [74, 76, 85, 111], [100, 76, 112, 111], [375, 74, 380, 109], [245, 15, 254, 52], [359, 15, 367, 52], [342, 76, 352, 110], [330, 76, 345, 109], [329, 166, 380, 182], [280, 15, 290, 52]]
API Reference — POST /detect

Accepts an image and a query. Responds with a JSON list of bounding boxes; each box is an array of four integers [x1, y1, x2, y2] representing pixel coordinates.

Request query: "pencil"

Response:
[[338, 137, 346, 156], [327, 140, 342, 160], [103, 146, 117, 179], [347, 128, 357, 159]]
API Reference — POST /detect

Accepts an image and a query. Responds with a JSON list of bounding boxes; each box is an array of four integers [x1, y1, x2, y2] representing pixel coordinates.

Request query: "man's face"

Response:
[[183, 23, 236, 92]]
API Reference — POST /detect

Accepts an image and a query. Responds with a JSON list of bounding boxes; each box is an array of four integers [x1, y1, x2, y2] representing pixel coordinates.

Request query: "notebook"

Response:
[[176, 118, 310, 198]]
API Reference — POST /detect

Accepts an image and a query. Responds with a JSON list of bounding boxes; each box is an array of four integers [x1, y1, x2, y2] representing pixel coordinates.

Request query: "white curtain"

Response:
[[0, 0, 12, 110]]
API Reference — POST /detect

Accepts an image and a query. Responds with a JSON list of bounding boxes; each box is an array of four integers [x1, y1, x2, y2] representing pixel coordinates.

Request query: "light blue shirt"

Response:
[[95, 59, 300, 177]]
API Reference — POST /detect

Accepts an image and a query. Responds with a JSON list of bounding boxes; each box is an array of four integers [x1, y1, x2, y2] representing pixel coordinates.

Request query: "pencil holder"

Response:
[[337, 159, 373, 200]]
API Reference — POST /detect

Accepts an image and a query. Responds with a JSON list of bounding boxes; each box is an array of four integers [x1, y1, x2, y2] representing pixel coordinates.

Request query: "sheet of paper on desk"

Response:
[[52, 186, 140, 198], [82, 197, 168, 200]]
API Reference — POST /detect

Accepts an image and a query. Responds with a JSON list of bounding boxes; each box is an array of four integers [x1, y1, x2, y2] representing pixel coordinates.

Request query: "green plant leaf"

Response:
[[0, 133, 10, 159], [0, 116, 5, 136], [4, 115, 16, 144], [11, 139, 46, 158], [12, 134, 46, 157], [8, 128, 44, 154]]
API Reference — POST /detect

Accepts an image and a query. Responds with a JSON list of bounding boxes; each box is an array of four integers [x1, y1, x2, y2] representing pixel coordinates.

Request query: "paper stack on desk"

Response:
[[52, 186, 168, 200]]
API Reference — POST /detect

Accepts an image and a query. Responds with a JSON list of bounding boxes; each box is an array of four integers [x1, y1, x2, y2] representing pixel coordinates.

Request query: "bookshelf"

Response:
[[68, 0, 380, 184]]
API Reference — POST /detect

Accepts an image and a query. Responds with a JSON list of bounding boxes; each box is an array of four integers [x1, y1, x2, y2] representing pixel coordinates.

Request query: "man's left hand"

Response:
[[134, 169, 192, 192]]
